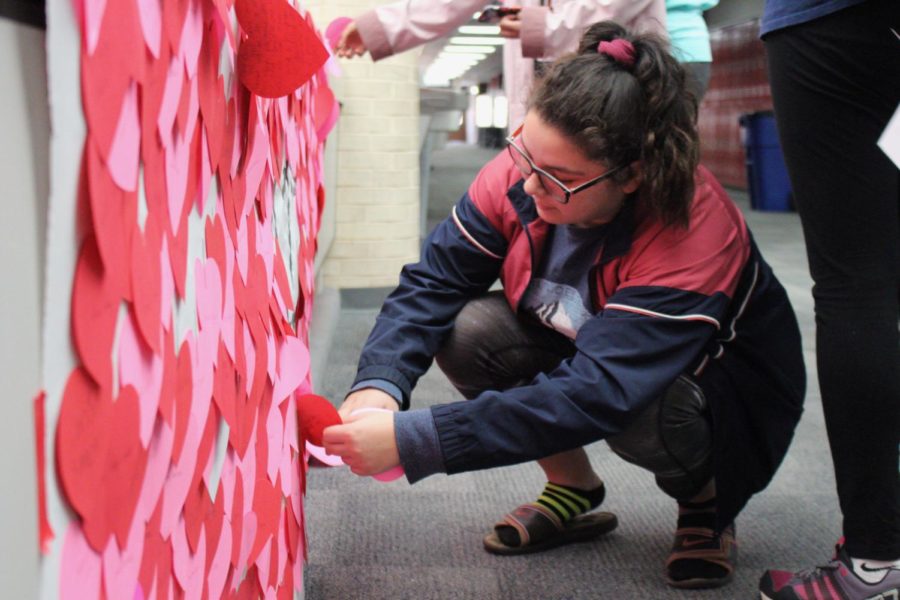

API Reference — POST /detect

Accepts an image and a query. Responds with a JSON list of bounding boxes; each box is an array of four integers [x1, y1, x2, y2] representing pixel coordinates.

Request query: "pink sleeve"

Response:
[[520, 0, 668, 59], [357, 0, 491, 62]]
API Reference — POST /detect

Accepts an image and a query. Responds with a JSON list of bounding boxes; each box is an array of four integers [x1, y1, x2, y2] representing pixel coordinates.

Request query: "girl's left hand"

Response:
[[321, 410, 400, 477]]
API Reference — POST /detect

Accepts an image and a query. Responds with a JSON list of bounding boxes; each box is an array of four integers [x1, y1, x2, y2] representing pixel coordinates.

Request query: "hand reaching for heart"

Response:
[[299, 394, 404, 482]]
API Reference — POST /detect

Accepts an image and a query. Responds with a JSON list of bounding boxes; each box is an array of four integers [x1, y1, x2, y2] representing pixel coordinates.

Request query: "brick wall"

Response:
[[305, 1, 421, 288], [698, 19, 773, 189]]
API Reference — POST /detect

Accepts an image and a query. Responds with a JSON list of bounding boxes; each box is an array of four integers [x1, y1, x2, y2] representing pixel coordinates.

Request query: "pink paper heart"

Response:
[[171, 518, 206, 600], [324, 17, 352, 51], [206, 520, 232, 599], [136, 0, 162, 57], [107, 80, 141, 192], [118, 309, 163, 448], [272, 337, 310, 404], [102, 518, 144, 600], [61, 523, 102, 600]]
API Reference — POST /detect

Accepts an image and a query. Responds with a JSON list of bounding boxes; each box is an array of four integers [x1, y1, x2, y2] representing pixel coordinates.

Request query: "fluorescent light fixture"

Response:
[[449, 36, 506, 46], [442, 45, 497, 54], [458, 25, 501, 35], [438, 52, 488, 61]]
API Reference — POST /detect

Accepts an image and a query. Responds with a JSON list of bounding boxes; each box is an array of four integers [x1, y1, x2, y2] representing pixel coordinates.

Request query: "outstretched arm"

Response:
[[518, 0, 667, 58], [350, 0, 491, 61]]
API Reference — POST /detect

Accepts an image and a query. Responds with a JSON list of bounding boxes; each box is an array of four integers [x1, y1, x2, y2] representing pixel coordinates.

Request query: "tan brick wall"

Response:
[[305, 1, 421, 289]]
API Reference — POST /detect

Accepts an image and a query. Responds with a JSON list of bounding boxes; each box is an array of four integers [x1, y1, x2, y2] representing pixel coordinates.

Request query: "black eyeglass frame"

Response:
[[505, 134, 627, 205]]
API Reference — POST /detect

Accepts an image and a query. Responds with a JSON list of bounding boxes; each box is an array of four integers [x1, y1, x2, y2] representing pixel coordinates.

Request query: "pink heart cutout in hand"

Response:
[[325, 17, 352, 50], [305, 407, 404, 482]]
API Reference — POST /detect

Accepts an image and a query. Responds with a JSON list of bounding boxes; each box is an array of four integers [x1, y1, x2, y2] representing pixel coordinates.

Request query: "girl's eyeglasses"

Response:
[[505, 128, 626, 205]]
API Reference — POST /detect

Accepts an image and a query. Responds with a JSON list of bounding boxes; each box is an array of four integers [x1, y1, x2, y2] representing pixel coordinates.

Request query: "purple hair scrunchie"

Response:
[[597, 39, 636, 69]]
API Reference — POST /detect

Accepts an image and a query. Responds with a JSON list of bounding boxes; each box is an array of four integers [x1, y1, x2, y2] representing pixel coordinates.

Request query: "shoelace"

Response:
[[794, 561, 841, 582]]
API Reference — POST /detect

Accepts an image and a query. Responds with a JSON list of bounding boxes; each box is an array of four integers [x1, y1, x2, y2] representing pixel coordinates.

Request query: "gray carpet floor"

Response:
[[303, 143, 835, 600]]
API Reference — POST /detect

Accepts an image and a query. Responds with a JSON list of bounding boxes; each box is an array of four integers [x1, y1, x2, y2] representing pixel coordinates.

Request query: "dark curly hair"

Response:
[[527, 21, 700, 228]]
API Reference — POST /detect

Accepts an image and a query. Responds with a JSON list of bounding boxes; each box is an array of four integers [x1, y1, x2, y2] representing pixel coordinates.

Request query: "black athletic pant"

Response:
[[765, 0, 900, 560]]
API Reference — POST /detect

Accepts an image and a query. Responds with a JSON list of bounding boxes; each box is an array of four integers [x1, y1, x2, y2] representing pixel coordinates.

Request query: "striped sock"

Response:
[[496, 482, 605, 547], [535, 482, 605, 522]]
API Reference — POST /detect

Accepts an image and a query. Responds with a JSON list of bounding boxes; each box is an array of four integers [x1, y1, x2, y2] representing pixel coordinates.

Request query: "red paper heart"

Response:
[[86, 138, 135, 300], [81, 0, 144, 160], [106, 385, 151, 550], [171, 339, 193, 465], [296, 394, 341, 447], [213, 339, 238, 429], [230, 475, 244, 568], [158, 328, 178, 426], [71, 235, 120, 390], [198, 21, 226, 174], [33, 390, 55, 554], [166, 203, 190, 299], [248, 475, 280, 566], [131, 217, 163, 353], [56, 370, 149, 552], [234, 0, 328, 98]]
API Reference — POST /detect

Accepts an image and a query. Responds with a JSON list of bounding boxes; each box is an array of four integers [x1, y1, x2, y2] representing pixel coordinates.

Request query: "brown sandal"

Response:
[[482, 503, 618, 556], [665, 523, 737, 589]]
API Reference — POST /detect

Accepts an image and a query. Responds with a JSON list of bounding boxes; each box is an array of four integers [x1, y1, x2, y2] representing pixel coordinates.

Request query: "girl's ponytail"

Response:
[[530, 21, 700, 228]]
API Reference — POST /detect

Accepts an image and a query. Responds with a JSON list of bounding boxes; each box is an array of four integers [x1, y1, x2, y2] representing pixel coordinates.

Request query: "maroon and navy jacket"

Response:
[[355, 151, 805, 528]]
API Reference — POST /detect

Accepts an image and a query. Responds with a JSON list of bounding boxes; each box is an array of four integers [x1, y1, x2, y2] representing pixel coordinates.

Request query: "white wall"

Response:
[[0, 15, 48, 599]]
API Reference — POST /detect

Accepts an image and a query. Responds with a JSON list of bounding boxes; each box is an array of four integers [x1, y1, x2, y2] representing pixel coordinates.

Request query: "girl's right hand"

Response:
[[335, 22, 367, 58], [339, 388, 399, 420]]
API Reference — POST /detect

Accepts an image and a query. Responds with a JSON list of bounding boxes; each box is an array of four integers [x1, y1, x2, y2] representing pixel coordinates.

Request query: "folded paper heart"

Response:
[[297, 393, 342, 447], [299, 398, 404, 482], [234, 0, 329, 98]]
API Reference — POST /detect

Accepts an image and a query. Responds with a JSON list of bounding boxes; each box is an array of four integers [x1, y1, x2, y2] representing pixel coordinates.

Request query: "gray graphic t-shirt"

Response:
[[521, 224, 609, 339]]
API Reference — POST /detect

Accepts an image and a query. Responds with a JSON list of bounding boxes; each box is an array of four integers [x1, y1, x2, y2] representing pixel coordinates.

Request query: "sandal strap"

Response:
[[666, 525, 737, 570], [496, 503, 564, 547]]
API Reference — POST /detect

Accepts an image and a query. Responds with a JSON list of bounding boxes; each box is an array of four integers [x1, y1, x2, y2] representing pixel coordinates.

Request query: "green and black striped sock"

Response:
[[496, 482, 605, 547], [535, 482, 605, 522]]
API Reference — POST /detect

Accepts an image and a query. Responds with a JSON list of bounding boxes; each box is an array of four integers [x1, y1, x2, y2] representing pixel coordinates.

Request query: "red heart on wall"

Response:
[[71, 235, 119, 391], [234, 0, 329, 98], [56, 370, 149, 552]]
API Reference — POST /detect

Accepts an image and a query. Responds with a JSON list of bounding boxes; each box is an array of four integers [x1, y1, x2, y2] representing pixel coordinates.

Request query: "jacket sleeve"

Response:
[[352, 194, 507, 409], [519, 0, 667, 58], [356, 0, 491, 61]]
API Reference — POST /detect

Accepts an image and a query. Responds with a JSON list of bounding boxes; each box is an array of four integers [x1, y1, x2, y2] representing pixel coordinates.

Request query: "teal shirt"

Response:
[[666, 0, 719, 63]]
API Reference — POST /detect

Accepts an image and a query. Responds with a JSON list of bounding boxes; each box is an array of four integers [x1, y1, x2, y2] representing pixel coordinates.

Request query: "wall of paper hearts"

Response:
[[40, 0, 338, 597]]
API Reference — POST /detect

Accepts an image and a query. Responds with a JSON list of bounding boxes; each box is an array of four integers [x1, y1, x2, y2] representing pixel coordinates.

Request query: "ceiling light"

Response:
[[458, 25, 501, 35], [442, 45, 497, 54], [449, 36, 506, 46], [439, 52, 488, 61]]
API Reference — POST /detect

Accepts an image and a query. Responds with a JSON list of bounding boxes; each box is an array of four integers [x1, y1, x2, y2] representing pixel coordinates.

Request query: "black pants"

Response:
[[435, 293, 713, 502], [765, 0, 900, 559]]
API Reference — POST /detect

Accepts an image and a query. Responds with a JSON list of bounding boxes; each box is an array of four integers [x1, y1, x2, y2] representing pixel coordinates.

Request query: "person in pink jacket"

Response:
[[335, 0, 666, 126]]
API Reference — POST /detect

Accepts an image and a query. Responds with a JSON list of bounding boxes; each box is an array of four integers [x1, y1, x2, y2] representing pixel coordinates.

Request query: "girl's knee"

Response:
[[607, 376, 713, 500]]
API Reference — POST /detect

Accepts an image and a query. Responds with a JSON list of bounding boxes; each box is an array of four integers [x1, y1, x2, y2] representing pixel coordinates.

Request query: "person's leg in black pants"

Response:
[[765, 0, 900, 562]]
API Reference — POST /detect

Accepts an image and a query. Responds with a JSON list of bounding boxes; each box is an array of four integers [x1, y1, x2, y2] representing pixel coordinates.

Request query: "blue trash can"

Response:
[[739, 111, 793, 212]]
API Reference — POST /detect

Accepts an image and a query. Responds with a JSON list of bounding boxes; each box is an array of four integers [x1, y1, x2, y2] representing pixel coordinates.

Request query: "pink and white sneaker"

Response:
[[759, 543, 900, 600]]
